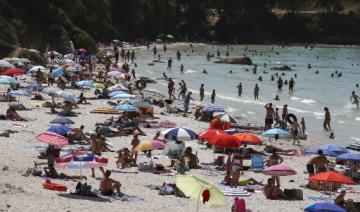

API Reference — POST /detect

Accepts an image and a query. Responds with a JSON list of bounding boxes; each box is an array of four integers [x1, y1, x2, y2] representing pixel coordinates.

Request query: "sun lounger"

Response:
[[250, 154, 264, 172], [90, 107, 121, 115]]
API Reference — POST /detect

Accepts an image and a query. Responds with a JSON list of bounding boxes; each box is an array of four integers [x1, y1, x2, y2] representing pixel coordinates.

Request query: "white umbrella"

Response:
[[29, 66, 47, 73], [0, 60, 15, 70], [0, 76, 19, 84], [111, 93, 136, 101], [56, 90, 76, 103], [43, 86, 61, 95]]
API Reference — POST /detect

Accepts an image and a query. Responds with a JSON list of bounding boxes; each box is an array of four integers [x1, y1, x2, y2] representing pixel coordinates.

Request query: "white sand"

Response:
[[0, 73, 359, 212]]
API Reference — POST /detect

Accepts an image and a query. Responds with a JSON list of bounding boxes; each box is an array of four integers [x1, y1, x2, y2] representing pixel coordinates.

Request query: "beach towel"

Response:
[[90, 107, 121, 115], [218, 184, 251, 197]]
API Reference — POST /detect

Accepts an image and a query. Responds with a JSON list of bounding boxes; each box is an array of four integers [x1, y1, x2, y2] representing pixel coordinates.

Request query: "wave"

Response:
[[356, 117, 360, 122], [185, 69, 198, 73], [290, 97, 301, 101], [350, 137, 360, 142], [337, 120, 345, 124], [301, 99, 317, 104], [246, 111, 256, 115]]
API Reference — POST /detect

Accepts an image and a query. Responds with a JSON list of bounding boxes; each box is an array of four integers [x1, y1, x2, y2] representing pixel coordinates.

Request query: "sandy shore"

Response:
[[1, 48, 359, 212]]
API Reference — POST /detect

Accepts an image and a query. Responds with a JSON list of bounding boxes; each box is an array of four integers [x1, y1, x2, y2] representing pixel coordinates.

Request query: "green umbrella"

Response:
[[176, 175, 226, 211], [166, 34, 174, 39]]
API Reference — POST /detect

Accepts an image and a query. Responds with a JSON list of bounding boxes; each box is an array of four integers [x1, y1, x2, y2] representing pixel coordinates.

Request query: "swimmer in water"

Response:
[[308, 64, 312, 69], [229, 70, 233, 74], [315, 70, 319, 74], [202, 69, 208, 74], [356, 83, 359, 87], [274, 95, 280, 101], [258, 76, 262, 81], [350, 91, 359, 108]]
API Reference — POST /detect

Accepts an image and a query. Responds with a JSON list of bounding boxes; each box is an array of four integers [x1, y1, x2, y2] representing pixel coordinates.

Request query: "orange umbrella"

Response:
[[198, 129, 224, 142], [309, 171, 355, 185], [208, 133, 242, 148], [234, 133, 263, 145]]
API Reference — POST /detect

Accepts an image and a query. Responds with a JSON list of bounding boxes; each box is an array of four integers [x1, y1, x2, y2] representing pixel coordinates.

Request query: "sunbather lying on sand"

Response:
[[264, 145, 299, 155], [44, 165, 86, 180], [6, 107, 28, 121]]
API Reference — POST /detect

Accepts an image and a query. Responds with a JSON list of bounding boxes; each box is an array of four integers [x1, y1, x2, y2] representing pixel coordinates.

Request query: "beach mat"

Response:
[[90, 107, 121, 115]]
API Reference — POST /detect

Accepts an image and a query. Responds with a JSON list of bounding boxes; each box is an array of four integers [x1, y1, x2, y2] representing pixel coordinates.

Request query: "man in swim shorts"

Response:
[[264, 103, 275, 130]]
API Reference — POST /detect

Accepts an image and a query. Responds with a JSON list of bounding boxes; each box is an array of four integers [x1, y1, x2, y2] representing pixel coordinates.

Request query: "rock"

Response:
[[214, 57, 252, 65], [270, 65, 292, 71]]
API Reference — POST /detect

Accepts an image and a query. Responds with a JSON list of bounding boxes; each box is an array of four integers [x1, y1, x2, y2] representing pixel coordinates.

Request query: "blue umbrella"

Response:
[[108, 90, 127, 97], [161, 127, 198, 141], [304, 144, 349, 157], [76, 80, 94, 88], [47, 125, 71, 136], [132, 100, 151, 108], [52, 66, 64, 77], [26, 83, 43, 91], [114, 104, 137, 112], [304, 201, 346, 212], [0, 76, 19, 84], [203, 105, 225, 112], [336, 153, 360, 162], [9, 90, 31, 96], [261, 128, 290, 138], [50, 117, 75, 125]]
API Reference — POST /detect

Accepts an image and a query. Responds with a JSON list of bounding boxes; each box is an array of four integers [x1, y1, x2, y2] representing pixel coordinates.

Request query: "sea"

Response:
[[133, 44, 360, 145]]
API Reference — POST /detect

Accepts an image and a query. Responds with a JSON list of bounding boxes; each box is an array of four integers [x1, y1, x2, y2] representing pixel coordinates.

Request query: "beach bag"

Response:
[[232, 197, 246, 212], [284, 189, 303, 200], [75, 182, 93, 196]]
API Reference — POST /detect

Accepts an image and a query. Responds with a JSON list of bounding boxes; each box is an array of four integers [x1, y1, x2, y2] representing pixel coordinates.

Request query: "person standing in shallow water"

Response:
[[323, 107, 331, 131], [237, 82, 242, 97], [254, 84, 259, 99], [289, 78, 295, 91], [199, 84, 205, 101], [211, 89, 216, 104], [350, 91, 359, 108], [167, 58, 173, 71]]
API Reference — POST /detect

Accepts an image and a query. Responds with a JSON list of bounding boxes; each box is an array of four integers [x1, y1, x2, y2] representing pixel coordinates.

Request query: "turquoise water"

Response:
[[134, 44, 360, 145]]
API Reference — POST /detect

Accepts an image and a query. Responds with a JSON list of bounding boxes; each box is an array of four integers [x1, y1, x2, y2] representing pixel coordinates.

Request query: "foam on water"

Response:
[[301, 99, 317, 104], [337, 120, 345, 124], [185, 69, 198, 73], [226, 107, 239, 112], [350, 137, 360, 142], [290, 96, 301, 101], [246, 111, 256, 115], [356, 117, 360, 122]]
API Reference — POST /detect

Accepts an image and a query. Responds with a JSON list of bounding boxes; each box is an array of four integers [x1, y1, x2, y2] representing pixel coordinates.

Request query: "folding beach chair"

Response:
[[250, 154, 264, 172]]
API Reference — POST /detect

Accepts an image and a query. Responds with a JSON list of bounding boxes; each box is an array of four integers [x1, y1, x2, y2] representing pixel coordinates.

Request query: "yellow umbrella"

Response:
[[93, 83, 105, 89], [176, 175, 226, 211]]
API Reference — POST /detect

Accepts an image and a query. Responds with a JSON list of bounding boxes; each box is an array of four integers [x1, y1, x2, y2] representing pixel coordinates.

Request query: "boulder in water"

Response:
[[270, 65, 291, 71], [214, 57, 252, 65]]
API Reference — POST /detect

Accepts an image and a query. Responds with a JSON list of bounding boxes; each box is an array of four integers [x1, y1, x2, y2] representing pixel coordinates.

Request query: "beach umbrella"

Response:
[[13, 61, 27, 69], [213, 112, 237, 124], [52, 66, 64, 77], [224, 129, 242, 135], [309, 171, 355, 185], [29, 66, 47, 73], [108, 90, 127, 97], [43, 86, 61, 95], [111, 93, 136, 101], [47, 125, 72, 136], [0, 60, 15, 70], [93, 83, 105, 89], [207, 133, 242, 148], [261, 128, 290, 138], [78, 48, 87, 53], [8, 90, 31, 97], [2, 67, 25, 76], [0, 76, 18, 84], [161, 127, 198, 141], [304, 202, 346, 212], [198, 129, 224, 142], [28, 49, 40, 54], [203, 105, 225, 113], [336, 153, 360, 162], [36, 131, 68, 146], [25, 82, 43, 91], [108, 71, 125, 79], [264, 164, 297, 176], [234, 133, 263, 145], [55, 90, 76, 103], [114, 104, 137, 112], [165, 34, 174, 39], [108, 84, 128, 91], [55, 151, 108, 177], [304, 144, 349, 157], [110, 66, 123, 72], [17, 58, 31, 63], [76, 80, 94, 88], [159, 120, 177, 128], [176, 175, 226, 210], [134, 140, 166, 152], [50, 117, 75, 125]]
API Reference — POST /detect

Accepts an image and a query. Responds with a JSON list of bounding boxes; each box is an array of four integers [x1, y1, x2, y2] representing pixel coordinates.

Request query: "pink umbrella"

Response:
[[160, 120, 177, 128], [264, 164, 297, 176], [78, 48, 87, 53], [36, 132, 68, 146], [110, 66, 124, 72], [151, 140, 166, 149]]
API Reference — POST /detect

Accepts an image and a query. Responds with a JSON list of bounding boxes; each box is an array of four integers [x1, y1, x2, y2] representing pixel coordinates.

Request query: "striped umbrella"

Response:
[[213, 112, 237, 124], [36, 131, 68, 146], [111, 93, 136, 101], [203, 105, 225, 113], [114, 104, 137, 112], [160, 120, 177, 128], [161, 127, 198, 141]]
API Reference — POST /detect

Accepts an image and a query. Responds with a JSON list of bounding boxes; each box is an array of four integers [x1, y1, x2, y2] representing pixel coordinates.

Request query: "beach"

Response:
[[0, 43, 359, 212]]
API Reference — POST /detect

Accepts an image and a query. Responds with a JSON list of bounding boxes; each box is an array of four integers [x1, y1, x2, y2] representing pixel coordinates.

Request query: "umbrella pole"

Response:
[[195, 185, 204, 212]]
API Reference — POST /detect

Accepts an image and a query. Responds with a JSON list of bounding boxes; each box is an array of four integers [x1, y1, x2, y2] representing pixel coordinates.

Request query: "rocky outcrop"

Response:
[[214, 57, 252, 65], [270, 65, 291, 71]]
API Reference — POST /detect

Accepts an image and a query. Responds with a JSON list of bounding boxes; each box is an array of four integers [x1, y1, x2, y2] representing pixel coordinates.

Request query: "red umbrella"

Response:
[[36, 132, 68, 146], [2, 67, 25, 76], [208, 133, 242, 148], [209, 118, 231, 130], [234, 133, 263, 145], [309, 171, 355, 185], [198, 129, 224, 142]]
